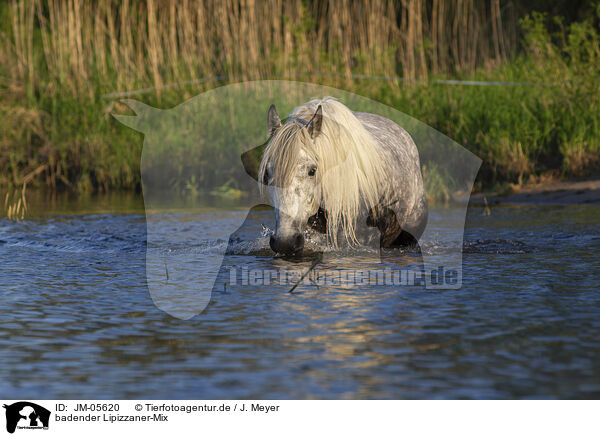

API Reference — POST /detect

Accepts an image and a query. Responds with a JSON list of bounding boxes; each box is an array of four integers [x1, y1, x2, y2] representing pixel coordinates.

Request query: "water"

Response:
[[1, 194, 599, 399]]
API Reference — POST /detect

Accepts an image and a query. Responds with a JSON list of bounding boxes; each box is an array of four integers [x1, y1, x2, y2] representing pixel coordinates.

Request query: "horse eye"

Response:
[[308, 166, 317, 177], [263, 171, 270, 185]]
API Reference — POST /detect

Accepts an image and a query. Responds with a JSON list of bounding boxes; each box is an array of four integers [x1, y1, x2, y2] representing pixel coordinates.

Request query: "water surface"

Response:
[[1, 194, 599, 398]]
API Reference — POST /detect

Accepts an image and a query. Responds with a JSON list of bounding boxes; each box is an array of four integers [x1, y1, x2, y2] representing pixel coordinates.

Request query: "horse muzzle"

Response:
[[270, 233, 305, 255]]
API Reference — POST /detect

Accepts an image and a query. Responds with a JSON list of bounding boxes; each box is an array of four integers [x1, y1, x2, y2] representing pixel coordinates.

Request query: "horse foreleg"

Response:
[[366, 206, 417, 248]]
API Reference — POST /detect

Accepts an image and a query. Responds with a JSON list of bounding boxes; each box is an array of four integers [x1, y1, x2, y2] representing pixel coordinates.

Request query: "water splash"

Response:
[[261, 223, 274, 238]]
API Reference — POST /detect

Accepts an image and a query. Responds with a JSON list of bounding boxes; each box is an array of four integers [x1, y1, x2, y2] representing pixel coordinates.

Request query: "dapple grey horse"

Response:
[[249, 97, 428, 255]]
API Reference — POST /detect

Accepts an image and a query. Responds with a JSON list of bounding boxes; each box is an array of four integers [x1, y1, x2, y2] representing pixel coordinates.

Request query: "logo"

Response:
[[3, 402, 50, 434], [113, 81, 481, 319]]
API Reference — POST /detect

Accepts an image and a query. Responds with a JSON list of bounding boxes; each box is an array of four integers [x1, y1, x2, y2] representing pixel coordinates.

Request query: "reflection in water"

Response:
[[1, 196, 600, 398]]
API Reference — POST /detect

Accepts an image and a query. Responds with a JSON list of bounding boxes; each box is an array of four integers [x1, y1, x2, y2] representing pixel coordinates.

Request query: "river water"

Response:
[[1, 193, 599, 398]]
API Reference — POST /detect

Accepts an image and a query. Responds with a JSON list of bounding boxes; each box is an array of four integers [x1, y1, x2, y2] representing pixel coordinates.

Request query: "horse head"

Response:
[[261, 104, 324, 255]]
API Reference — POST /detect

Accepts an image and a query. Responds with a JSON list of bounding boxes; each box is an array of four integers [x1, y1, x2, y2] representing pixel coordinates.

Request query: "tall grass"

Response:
[[3, 0, 516, 98], [0, 0, 598, 197]]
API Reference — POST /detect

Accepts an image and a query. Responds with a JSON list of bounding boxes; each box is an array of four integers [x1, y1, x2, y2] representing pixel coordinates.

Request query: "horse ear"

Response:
[[267, 104, 281, 137], [307, 105, 323, 139]]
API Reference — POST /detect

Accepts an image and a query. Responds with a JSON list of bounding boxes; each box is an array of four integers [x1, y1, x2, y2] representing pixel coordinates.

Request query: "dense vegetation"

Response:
[[0, 0, 598, 202]]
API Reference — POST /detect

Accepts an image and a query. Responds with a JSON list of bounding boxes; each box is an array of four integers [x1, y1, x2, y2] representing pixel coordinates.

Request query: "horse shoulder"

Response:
[[353, 111, 428, 242]]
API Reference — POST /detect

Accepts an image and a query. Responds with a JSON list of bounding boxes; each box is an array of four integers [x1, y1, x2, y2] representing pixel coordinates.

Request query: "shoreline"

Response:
[[471, 180, 600, 206], [3, 179, 600, 218]]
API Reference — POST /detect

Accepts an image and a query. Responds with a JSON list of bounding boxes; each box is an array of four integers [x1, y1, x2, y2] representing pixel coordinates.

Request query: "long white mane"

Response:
[[259, 97, 390, 245]]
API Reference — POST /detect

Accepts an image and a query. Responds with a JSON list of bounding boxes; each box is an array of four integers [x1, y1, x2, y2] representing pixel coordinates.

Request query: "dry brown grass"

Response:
[[3, 164, 48, 219], [4, 0, 516, 100], [4, 187, 27, 220], [562, 144, 600, 177]]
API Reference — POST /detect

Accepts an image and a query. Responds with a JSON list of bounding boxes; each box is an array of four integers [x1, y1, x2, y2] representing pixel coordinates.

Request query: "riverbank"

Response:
[[471, 179, 600, 206], [4, 176, 598, 221], [1, 4, 598, 194]]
